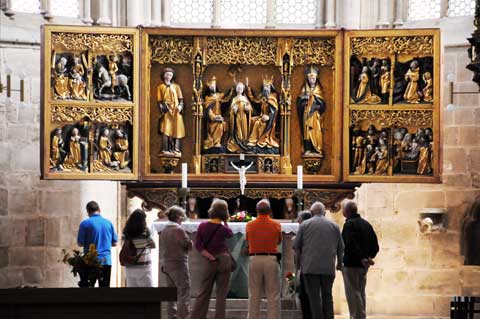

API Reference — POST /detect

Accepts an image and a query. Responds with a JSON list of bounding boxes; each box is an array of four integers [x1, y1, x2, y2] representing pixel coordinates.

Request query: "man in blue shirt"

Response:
[[78, 201, 118, 287]]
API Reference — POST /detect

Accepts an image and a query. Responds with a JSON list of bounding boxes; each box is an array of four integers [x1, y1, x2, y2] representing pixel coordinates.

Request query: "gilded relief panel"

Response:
[[42, 26, 140, 179]]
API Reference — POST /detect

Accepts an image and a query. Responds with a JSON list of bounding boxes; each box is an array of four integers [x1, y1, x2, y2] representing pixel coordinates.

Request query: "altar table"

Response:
[[152, 221, 299, 298]]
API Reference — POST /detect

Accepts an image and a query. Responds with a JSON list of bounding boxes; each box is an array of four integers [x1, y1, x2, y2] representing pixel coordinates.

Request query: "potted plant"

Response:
[[61, 244, 104, 287]]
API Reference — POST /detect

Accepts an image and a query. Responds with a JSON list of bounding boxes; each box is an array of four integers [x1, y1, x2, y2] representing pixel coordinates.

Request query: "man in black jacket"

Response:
[[341, 200, 379, 319]]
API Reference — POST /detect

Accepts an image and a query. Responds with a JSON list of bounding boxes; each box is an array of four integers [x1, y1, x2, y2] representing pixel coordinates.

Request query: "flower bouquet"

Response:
[[61, 244, 104, 287], [229, 211, 254, 222], [285, 271, 296, 297]]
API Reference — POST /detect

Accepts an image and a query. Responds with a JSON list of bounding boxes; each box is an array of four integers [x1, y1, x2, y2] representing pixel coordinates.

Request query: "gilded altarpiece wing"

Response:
[[143, 29, 343, 185], [344, 29, 440, 182], [41, 26, 140, 179]]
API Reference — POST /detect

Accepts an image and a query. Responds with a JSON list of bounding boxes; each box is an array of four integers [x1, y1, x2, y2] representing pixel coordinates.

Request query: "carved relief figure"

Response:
[[422, 71, 433, 102], [113, 130, 130, 169], [352, 135, 365, 172], [98, 128, 114, 167], [54, 57, 70, 99], [63, 128, 84, 170], [186, 197, 199, 219], [95, 59, 131, 101], [354, 66, 381, 104], [283, 198, 297, 220], [404, 60, 421, 103], [374, 138, 389, 175], [157, 68, 185, 156], [417, 137, 432, 175], [246, 75, 279, 151], [50, 128, 66, 170], [108, 55, 119, 88], [369, 59, 381, 96], [297, 66, 326, 156], [69, 56, 87, 100], [227, 82, 252, 153], [380, 60, 391, 103], [203, 76, 228, 152]]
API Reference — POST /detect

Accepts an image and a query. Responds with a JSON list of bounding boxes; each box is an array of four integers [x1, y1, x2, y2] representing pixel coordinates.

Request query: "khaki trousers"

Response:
[[247, 255, 281, 319], [342, 267, 368, 319], [191, 256, 232, 319], [163, 262, 191, 319]]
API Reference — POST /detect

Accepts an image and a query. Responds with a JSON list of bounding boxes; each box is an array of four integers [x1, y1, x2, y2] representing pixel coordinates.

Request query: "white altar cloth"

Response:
[[152, 220, 299, 234]]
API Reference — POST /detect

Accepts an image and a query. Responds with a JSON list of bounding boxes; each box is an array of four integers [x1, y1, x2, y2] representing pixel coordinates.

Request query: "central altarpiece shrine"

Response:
[[40, 26, 441, 212]]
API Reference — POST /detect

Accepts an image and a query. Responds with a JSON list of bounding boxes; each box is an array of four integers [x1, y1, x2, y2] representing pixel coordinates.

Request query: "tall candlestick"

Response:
[[181, 163, 188, 188], [297, 165, 303, 190], [240, 154, 245, 161]]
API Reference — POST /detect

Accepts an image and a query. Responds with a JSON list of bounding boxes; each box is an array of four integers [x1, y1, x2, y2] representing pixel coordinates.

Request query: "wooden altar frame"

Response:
[[342, 29, 441, 183], [40, 25, 140, 180], [140, 28, 344, 184]]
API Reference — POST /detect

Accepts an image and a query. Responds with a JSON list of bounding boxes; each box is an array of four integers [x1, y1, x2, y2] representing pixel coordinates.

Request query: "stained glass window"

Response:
[[221, 0, 267, 26], [50, 0, 80, 18], [11, 0, 41, 14], [276, 0, 317, 24], [408, 0, 442, 20], [448, 0, 475, 17], [172, 0, 213, 24]]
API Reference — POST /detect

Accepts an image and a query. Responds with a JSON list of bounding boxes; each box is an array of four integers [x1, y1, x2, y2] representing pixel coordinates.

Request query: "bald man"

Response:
[[246, 199, 282, 319], [294, 201, 344, 319]]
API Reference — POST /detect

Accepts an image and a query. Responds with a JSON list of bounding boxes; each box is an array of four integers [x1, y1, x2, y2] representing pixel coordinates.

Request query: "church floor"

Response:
[[162, 299, 450, 319]]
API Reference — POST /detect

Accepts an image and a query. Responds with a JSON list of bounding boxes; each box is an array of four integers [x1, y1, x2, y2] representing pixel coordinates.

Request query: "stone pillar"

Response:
[[212, 0, 221, 28], [315, 0, 325, 28], [126, 0, 142, 26], [40, 0, 53, 20], [151, 0, 162, 26], [97, 0, 112, 25], [325, 0, 336, 28], [82, 0, 94, 24], [163, 0, 171, 27], [377, 0, 392, 28], [394, 0, 404, 26], [266, 0, 276, 28]]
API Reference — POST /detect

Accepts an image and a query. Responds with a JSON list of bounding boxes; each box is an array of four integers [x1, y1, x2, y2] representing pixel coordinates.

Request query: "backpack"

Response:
[[119, 239, 139, 266]]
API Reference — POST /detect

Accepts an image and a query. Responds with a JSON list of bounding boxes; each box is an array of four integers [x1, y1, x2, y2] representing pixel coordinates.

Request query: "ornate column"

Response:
[[126, 0, 142, 26], [394, 0, 404, 26], [212, 0, 221, 28], [278, 39, 293, 175], [40, 0, 53, 20], [192, 37, 206, 174], [163, 0, 171, 27], [266, 0, 276, 28], [82, 0, 93, 24], [315, 0, 325, 28], [325, 0, 336, 28], [97, 0, 112, 25], [151, 0, 162, 26]]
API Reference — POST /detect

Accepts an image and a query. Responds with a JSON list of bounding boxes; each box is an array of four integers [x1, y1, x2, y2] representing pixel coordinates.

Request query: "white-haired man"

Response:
[[342, 200, 379, 319], [293, 201, 344, 319]]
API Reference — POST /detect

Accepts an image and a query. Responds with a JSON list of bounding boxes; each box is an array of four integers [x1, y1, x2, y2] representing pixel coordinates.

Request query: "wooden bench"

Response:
[[0, 287, 176, 319]]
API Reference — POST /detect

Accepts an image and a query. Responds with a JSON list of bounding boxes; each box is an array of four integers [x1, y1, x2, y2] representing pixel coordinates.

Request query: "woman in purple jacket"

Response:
[[191, 198, 233, 319]]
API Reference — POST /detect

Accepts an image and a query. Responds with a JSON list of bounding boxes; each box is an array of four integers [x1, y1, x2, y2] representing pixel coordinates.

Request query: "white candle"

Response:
[[240, 153, 245, 161], [297, 165, 303, 190], [181, 163, 188, 188]]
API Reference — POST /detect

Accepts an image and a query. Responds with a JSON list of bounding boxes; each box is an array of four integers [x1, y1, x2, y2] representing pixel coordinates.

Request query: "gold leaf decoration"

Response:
[[51, 33, 133, 52], [350, 110, 433, 127], [51, 105, 133, 123], [150, 36, 193, 64], [206, 37, 276, 65], [351, 36, 433, 56], [292, 38, 335, 66]]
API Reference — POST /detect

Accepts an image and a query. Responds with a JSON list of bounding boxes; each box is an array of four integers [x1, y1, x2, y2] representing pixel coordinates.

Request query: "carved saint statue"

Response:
[[404, 60, 421, 103], [422, 71, 433, 102], [63, 128, 83, 170], [354, 66, 381, 104], [54, 57, 70, 99], [231, 161, 254, 196], [373, 138, 389, 175], [246, 75, 280, 151], [352, 135, 365, 173], [50, 128, 66, 170], [157, 68, 185, 156], [380, 61, 391, 103], [227, 82, 252, 153], [186, 197, 199, 219], [297, 66, 326, 156], [109, 55, 119, 88], [113, 130, 130, 169], [203, 76, 228, 151], [417, 137, 432, 175], [98, 128, 114, 167], [69, 56, 87, 100]]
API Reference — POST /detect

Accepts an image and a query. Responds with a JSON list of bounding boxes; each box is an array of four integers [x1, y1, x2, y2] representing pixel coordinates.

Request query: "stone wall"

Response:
[[330, 46, 480, 318]]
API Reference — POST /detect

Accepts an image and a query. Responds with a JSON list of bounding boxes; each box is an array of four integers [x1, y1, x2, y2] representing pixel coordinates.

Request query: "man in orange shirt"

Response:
[[246, 199, 282, 319]]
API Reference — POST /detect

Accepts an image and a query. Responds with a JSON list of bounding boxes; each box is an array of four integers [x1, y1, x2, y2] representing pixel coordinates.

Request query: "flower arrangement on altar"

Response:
[[229, 211, 255, 222], [285, 271, 296, 296], [61, 244, 104, 287]]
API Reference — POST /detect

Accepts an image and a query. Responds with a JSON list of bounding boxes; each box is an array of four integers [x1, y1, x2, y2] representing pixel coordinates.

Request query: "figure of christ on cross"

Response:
[[230, 160, 254, 196]]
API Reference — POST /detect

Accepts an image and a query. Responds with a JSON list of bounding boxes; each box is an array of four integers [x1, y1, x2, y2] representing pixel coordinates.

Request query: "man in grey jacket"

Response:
[[293, 201, 344, 319]]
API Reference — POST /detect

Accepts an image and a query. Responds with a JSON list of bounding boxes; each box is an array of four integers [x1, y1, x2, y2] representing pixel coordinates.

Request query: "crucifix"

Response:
[[230, 154, 254, 196]]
